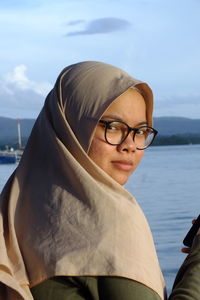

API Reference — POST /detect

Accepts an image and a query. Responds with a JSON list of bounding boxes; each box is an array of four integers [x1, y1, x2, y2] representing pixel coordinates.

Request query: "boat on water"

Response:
[[0, 150, 17, 164]]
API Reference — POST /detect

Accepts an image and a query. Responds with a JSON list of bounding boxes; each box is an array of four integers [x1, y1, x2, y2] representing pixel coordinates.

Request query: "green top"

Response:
[[31, 276, 161, 300], [31, 236, 200, 300]]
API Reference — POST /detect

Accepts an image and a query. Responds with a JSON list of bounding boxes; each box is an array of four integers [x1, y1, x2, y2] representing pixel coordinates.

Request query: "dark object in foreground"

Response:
[[183, 214, 200, 247]]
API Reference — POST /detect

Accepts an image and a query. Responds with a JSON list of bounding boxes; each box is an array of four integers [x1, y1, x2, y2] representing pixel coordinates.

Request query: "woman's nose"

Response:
[[117, 132, 137, 152]]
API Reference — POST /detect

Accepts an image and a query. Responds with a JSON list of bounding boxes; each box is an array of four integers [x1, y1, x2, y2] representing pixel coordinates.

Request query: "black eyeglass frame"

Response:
[[99, 120, 158, 150]]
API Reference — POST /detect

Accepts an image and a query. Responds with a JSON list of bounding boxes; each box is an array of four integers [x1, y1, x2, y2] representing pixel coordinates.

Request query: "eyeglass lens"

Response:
[[105, 121, 156, 149]]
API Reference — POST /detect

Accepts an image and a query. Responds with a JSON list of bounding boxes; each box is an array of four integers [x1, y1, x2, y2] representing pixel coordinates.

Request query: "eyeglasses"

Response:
[[99, 120, 158, 150]]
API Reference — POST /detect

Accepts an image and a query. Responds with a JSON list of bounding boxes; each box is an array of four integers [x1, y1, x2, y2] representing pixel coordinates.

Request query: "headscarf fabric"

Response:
[[0, 61, 165, 300]]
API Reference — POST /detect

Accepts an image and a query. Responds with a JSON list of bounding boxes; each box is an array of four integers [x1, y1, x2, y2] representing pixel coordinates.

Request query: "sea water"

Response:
[[0, 144, 200, 293]]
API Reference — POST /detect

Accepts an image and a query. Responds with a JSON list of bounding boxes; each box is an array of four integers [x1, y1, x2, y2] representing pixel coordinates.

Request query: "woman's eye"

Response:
[[107, 125, 118, 130], [136, 129, 145, 135], [136, 128, 150, 136], [137, 128, 152, 136]]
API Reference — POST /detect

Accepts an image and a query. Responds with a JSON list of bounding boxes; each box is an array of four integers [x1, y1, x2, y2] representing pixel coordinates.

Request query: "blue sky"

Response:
[[1, 0, 200, 119]]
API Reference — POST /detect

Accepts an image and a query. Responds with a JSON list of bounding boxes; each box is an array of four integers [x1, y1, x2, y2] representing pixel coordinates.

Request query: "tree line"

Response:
[[152, 134, 200, 146]]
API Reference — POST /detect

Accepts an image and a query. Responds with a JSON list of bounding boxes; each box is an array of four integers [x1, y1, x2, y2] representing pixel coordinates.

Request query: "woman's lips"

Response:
[[112, 160, 134, 171]]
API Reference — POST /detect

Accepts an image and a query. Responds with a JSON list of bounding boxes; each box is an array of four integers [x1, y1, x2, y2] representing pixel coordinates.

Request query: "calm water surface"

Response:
[[0, 144, 200, 293]]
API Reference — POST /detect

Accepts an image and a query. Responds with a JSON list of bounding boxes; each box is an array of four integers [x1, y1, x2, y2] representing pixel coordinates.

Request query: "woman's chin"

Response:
[[111, 173, 130, 185]]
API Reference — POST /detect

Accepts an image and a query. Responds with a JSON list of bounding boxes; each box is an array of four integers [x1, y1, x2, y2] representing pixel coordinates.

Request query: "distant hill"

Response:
[[0, 116, 35, 148], [0, 117, 35, 139], [0, 116, 200, 148], [154, 117, 200, 135]]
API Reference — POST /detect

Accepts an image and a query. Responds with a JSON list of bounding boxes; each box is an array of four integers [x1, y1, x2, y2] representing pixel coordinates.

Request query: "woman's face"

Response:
[[88, 88, 147, 185]]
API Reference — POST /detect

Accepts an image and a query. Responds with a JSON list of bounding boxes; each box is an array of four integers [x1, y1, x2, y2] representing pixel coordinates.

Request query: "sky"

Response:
[[1, 0, 200, 119]]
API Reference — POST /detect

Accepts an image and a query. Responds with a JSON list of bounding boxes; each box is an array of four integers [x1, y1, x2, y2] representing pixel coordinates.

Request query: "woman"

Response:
[[0, 61, 199, 300]]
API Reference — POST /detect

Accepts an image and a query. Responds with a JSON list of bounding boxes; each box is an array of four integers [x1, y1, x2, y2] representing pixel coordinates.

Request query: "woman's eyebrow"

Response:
[[137, 121, 148, 126], [101, 114, 124, 121], [101, 115, 148, 126]]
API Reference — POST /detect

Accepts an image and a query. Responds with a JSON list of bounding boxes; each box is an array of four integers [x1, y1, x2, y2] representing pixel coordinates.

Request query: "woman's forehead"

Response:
[[102, 89, 146, 122]]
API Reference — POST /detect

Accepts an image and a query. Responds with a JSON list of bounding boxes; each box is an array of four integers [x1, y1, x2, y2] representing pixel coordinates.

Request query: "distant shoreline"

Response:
[[1, 134, 200, 150]]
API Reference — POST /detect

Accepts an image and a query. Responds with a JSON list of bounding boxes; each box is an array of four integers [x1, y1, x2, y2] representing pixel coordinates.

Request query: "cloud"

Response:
[[4, 65, 52, 96], [66, 17, 131, 36], [67, 20, 85, 26], [0, 65, 52, 118]]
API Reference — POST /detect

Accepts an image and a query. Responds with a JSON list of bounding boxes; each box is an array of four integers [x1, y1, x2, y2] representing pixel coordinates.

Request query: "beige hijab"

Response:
[[0, 61, 166, 300]]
